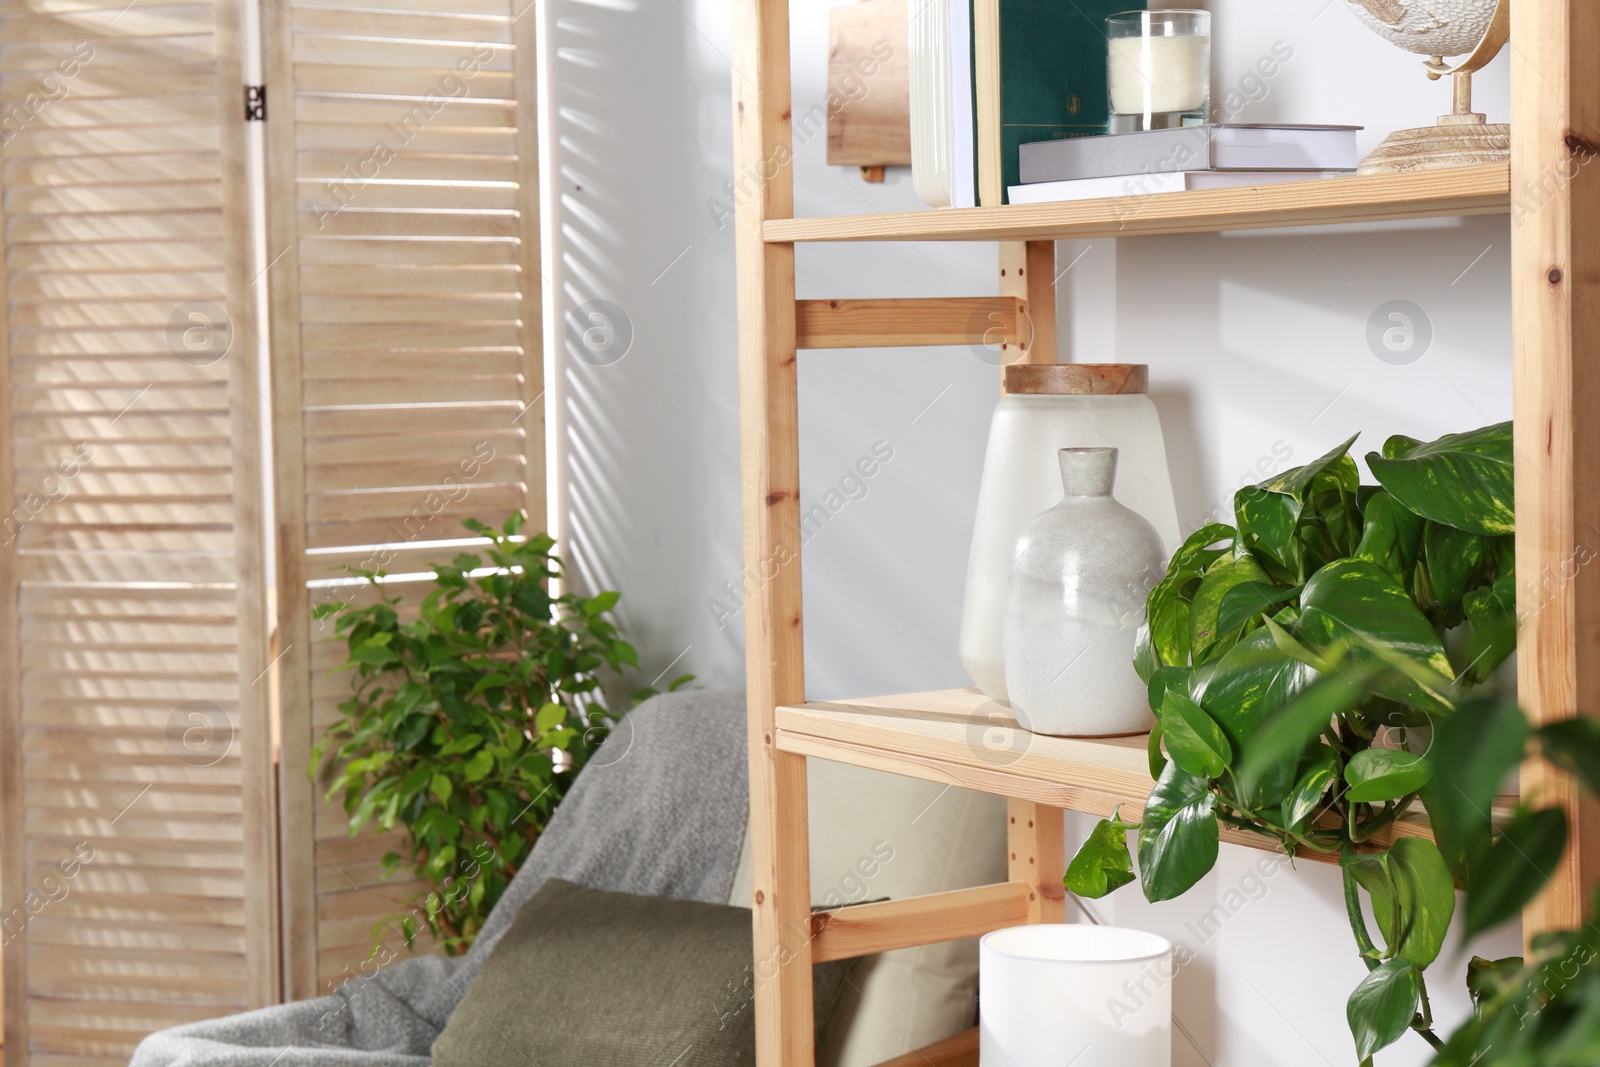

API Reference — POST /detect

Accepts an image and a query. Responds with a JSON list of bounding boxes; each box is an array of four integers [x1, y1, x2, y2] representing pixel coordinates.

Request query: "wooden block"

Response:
[[826, 0, 910, 167]]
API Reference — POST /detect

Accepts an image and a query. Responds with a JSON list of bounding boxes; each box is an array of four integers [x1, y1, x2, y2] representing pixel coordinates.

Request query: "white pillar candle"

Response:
[[980, 924, 1172, 1067], [1108, 33, 1209, 117]]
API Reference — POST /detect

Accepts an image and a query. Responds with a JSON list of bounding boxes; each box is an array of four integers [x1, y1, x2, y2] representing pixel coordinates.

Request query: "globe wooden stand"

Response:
[[1359, 69, 1510, 175]]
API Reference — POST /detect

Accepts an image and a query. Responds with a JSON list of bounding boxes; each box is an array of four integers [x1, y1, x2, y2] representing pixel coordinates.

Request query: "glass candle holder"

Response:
[[980, 924, 1173, 1067], [1107, 10, 1211, 134]]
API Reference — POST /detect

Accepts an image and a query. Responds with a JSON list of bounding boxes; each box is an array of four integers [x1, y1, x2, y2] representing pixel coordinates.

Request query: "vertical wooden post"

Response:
[[215, 0, 278, 1008], [731, 1, 813, 1064], [1511, 0, 1600, 940], [999, 242, 1057, 368], [1008, 801, 1066, 923], [260, 0, 317, 998]]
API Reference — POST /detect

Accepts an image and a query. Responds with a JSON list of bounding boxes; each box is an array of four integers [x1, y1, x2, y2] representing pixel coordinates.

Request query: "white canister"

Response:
[[960, 365, 1179, 703], [980, 924, 1173, 1067]]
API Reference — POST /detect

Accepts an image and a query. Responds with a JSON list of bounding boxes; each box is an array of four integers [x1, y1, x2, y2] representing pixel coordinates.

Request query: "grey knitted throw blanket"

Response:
[[128, 689, 751, 1067]]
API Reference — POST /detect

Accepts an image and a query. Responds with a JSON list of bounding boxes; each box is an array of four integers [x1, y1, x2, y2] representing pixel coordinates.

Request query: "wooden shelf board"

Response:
[[870, 1026, 978, 1067], [764, 164, 1510, 244], [776, 688, 1470, 863]]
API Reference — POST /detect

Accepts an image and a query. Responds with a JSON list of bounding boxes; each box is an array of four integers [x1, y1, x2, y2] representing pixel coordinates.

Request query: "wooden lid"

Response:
[[1003, 364, 1149, 396]]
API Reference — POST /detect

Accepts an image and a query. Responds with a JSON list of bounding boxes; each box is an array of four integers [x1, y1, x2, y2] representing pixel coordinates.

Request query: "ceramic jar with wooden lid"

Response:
[[959, 364, 1179, 704]]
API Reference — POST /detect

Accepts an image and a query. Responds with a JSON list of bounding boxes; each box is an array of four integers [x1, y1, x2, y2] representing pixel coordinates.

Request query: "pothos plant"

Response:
[[312, 513, 691, 956], [1063, 421, 1517, 1064]]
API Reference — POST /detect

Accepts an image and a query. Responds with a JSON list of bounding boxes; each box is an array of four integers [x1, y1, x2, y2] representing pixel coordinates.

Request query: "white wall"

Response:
[[542, 0, 1524, 1062]]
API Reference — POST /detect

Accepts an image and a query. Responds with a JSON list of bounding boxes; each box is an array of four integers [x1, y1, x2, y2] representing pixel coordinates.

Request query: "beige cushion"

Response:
[[731, 760, 1006, 1067]]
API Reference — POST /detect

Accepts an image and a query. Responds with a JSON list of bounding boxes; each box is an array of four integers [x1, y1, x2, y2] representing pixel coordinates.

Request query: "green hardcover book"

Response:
[[994, 0, 1144, 203]]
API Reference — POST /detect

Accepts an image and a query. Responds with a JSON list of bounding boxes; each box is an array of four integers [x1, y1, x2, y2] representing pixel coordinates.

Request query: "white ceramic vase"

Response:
[[1003, 448, 1164, 737], [960, 364, 1178, 703]]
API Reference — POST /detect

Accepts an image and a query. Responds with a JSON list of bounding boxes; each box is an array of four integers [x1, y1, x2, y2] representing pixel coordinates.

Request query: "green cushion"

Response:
[[432, 878, 857, 1067]]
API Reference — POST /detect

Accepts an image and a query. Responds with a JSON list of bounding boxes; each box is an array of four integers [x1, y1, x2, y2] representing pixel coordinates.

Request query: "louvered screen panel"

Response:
[[0, 1, 274, 1065], [262, 0, 544, 997]]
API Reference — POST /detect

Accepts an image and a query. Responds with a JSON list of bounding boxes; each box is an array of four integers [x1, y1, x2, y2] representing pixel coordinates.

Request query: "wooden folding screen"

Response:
[[0, 1, 274, 1065], [260, 0, 544, 998]]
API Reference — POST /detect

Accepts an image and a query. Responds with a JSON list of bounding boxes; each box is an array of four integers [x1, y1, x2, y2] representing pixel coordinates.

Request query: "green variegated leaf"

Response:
[[1189, 555, 1270, 663], [1368, 421, 1514, 536], [1145, 523, 1236, 668], [1295, 558, 1454, 714], [1234, 435, 1359, 576], [1148, 721, 1168, 780], [1215, 580, 1302, 638], [1347, 959, 1421, 1061], [1138, 763, 1220, 902], [1344, 749, 1432, 803], [1235, 658, 1392, 799], [1386, 838, 1456, 969], [1281, 745, 1340, 831], [1425, 522, 1490, 620], [1065, 814, 1137, 898], [1194, 628, 1317, 808], [1355, 489, 1425, 589], [1158, 690, 1233, 780], [1457, 572, 1518, 686]]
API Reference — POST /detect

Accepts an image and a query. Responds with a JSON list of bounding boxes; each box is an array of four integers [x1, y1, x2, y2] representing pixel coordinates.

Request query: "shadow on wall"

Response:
[[1100, 215, 1513, 535], [545, 0, 743, 688]]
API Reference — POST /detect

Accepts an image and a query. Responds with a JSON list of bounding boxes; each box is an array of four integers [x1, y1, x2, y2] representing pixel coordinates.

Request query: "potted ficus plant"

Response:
[[1064, 421, 1516, 1063], [313, 514, 691, 955]]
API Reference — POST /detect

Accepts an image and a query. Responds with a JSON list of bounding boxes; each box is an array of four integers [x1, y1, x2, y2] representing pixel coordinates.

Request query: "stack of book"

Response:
[[910, 0, 1137, 209], [1009, 124, 1362, 205]]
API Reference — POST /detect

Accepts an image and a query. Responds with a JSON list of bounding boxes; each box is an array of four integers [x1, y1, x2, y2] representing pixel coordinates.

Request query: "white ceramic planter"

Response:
[[980, 924, 1173, 1067]]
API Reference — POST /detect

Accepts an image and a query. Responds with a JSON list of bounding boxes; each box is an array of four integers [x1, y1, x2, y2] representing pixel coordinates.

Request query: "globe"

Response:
[[1344, 0, 1510, 174], [1344, 0, 1501, 60]]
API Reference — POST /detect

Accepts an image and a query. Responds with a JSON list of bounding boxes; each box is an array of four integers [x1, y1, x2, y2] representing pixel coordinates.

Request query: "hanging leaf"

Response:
[[1536, 717, 1600, 799], [1344, 749, 1433, 803], [1465, 807, 1568, 941], [1367, 422, 1514, 536], [1423, 698, 1529, 881], [1380, 838, 1456, 969], [1137, 763, 1220, 902], [1064, 814, 1137, 898], [1158, 690, 1233, 780], [1347, 959, 1422, 1062]]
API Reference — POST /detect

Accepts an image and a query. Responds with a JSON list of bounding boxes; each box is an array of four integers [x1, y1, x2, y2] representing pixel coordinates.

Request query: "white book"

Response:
[[947, 0, 975, 209], [1018, 125, 1362, 184], [1006, 169, 1356, 205]]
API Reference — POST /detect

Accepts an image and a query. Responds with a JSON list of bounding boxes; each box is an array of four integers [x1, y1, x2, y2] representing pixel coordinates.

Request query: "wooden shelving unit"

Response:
[[766, 163, 1511, 243], [730, 3, 1600, 1065]]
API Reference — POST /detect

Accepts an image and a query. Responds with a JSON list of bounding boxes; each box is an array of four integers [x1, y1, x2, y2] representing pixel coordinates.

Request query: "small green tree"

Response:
[[313, 514, 688, 954]]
